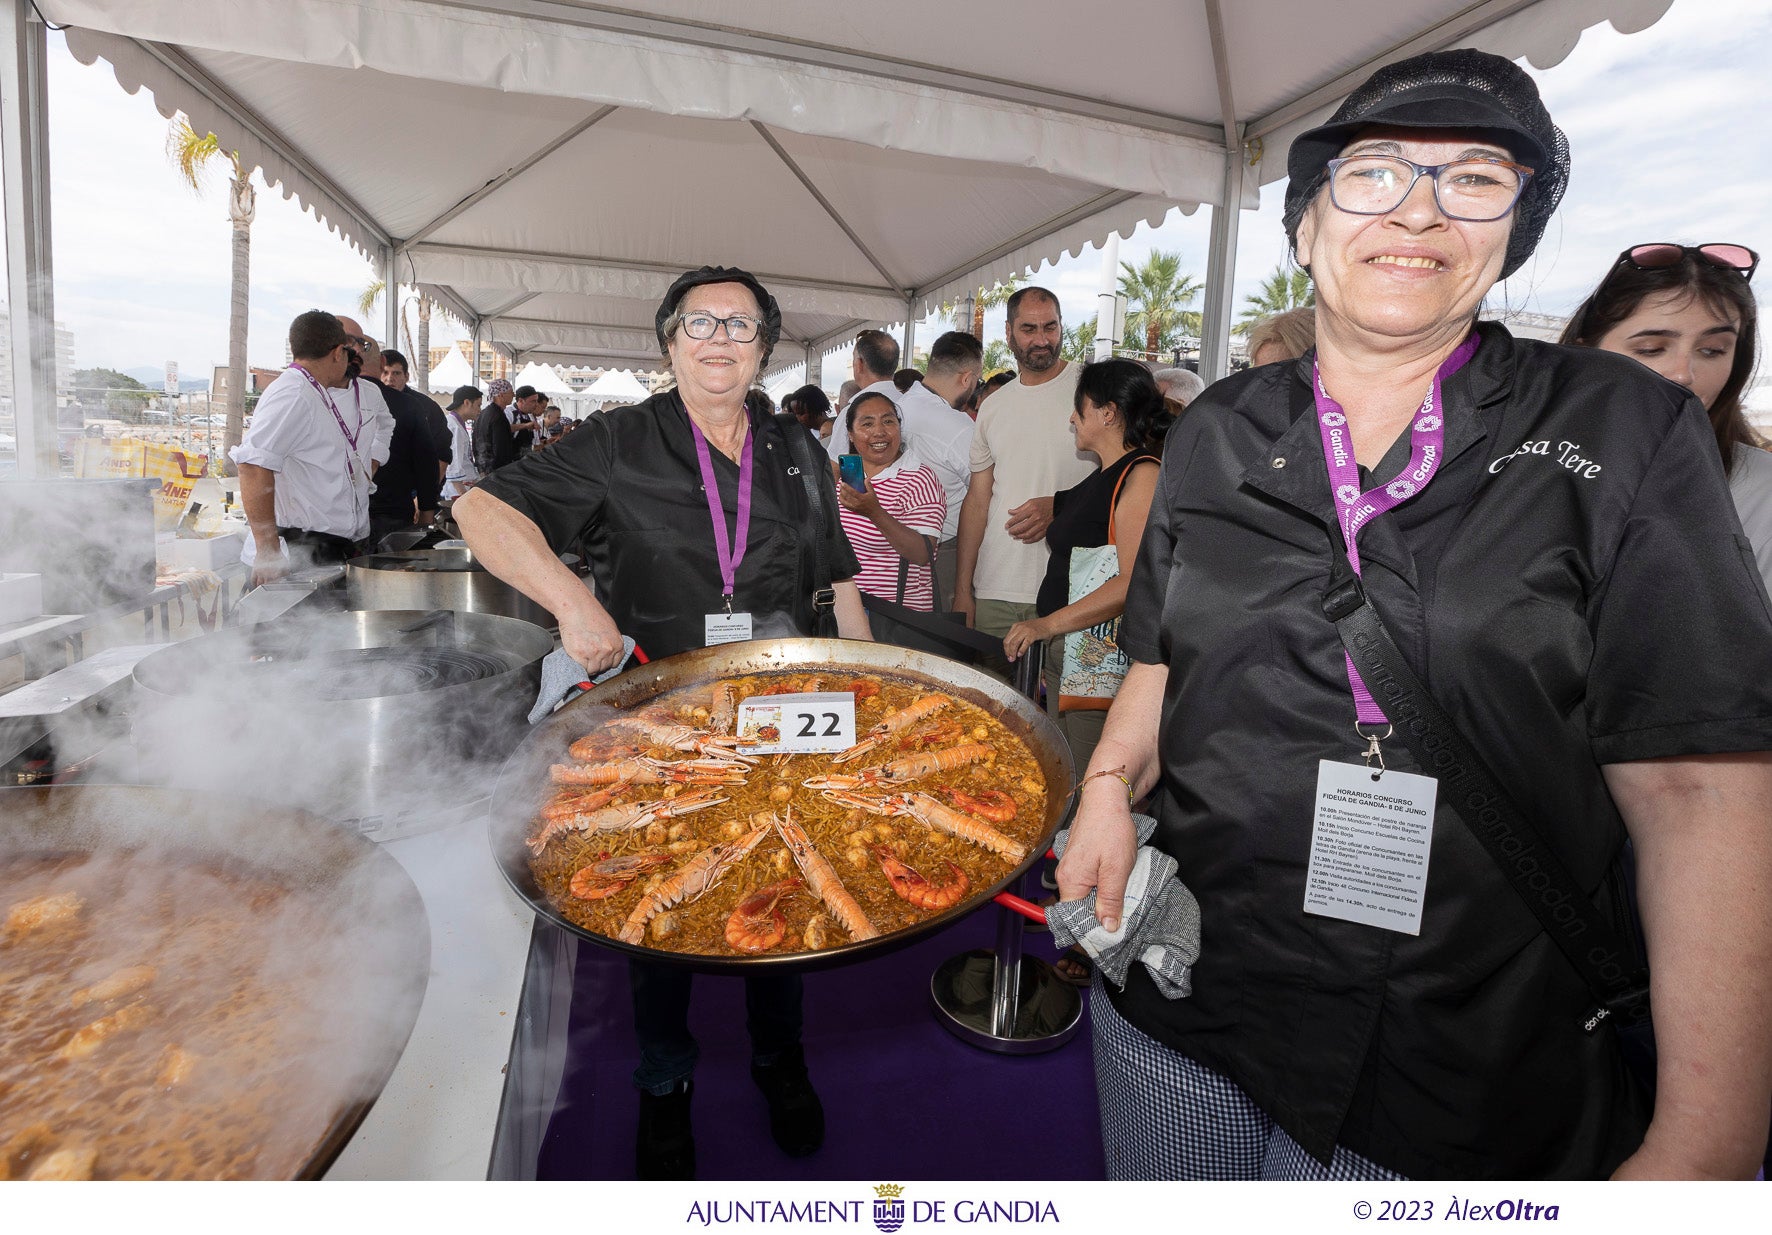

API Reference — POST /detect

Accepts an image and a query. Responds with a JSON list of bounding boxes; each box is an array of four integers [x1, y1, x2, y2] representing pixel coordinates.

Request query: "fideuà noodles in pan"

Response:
[[526, 672, 1048, 957]]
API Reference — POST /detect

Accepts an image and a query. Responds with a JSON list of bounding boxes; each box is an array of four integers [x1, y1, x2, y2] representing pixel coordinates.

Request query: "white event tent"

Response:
[[583, 368, 651, 410], [425, 345, 475, 394], [3, 0, 1675, 475], [510, 361, 574, 398]]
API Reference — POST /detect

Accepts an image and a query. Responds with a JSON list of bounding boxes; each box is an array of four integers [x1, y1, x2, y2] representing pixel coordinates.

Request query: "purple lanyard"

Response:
[[292, 364, 365, 482], [689, 419, 754, 613], [1314, 332, 1479, 731]]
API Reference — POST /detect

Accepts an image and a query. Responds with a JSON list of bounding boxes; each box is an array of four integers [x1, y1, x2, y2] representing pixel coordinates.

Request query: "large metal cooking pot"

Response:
[[489, 638, 1075, 973], [348, 548, 555, 627], [0, 784, 429, 1179], [132, 609, 551, 841]]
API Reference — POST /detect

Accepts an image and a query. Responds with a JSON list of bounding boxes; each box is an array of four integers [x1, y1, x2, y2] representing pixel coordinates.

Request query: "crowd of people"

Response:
[[222, 42, 1772, 1185]]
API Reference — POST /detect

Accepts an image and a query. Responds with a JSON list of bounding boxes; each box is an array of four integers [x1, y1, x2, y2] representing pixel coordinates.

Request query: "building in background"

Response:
[[209, 365, 283, 407], [428, 339, 511, 383], [0, 307, 77, 401]]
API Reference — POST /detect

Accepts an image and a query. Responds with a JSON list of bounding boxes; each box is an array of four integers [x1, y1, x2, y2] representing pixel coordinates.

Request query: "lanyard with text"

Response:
[[1302, 333, 1477, 937], [690, 419, 754, 630], [1313, 331, 1479, 768], [291, 363, 365, 486]]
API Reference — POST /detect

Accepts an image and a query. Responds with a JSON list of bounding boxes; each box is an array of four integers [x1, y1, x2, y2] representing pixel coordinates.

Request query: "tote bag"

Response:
[[1057, 462, 1145, 712]]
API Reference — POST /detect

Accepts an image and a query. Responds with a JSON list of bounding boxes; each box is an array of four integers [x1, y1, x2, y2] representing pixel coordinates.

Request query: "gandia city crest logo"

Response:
[[1385, 479, 1417, 499], [873, 1184, 906, 1233], [1320, 411, 1347, 427], [1414, 414, 1442, 432], [1336, 484, 1361, 505]]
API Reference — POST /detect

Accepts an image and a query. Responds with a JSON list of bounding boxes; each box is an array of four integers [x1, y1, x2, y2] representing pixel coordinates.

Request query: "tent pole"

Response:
[[380, 244, 399, 354], [2, 0, 59, 478], [902, 297, 917, 369], [1199, 146, 1246, 381], [804, 342, 821, 390], [470, 322, 482, 382], [1094, 232, 1120, 360]]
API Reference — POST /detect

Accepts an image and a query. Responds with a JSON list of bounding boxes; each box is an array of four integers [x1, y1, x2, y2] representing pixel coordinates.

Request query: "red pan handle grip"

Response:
[[992, 891, 1047, 924]]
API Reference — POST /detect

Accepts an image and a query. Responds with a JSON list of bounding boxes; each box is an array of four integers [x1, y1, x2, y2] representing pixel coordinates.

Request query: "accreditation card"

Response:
[[1303, 760, 1437, 935]]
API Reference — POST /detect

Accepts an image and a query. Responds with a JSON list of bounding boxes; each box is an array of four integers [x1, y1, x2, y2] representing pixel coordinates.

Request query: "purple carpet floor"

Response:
[[536, 882, 1107, 1181]]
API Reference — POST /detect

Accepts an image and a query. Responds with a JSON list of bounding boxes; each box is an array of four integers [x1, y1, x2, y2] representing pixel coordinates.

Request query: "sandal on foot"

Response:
[[1054, 946, 1093, 987]]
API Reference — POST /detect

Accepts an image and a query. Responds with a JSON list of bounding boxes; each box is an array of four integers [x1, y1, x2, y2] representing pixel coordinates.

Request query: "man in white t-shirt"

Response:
[[231, 310, 392, 586], [953, 287, 1092, 647], [891, 330, 981, 606], [825, 328, 901, 457], [442, 384, 484, 500]]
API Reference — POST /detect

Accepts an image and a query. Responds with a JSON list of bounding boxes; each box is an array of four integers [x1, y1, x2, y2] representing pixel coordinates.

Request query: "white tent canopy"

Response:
[[425, 345, 474, 393], [583, 368, 650, 402], [511, 360, 574, 397], [2, 0, 1674, 474]]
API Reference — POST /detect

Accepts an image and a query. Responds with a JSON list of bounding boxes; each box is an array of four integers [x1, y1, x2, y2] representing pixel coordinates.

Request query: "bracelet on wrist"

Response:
[[1080, 766, 1135, 804]]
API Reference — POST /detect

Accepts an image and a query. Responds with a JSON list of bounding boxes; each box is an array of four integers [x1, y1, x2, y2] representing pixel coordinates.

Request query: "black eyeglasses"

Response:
[[1614, 243, 1759, 283], [1325, 154, 1533, 222], [679, 312, 761, 343]]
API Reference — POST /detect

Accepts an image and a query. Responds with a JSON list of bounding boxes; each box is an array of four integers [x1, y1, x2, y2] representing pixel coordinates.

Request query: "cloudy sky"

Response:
[[14, 0, 1772, 383]]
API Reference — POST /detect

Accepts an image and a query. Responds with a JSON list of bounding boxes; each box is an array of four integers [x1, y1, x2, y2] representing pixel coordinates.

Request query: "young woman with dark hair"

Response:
[[1004, 357, 1166, 769], [1561, 243, 1768, 585]]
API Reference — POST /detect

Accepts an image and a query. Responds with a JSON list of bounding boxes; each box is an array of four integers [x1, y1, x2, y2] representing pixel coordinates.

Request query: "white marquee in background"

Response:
[[6, 0, 1675, 470]]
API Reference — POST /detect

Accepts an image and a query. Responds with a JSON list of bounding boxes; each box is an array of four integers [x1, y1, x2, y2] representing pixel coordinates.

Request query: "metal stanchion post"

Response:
[[929, 640, 1084, 1053]]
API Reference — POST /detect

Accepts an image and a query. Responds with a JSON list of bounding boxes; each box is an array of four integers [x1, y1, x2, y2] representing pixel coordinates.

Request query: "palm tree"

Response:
[[1235, 265, 1315, 335], [943, 277, 1022, 338], [974, 278, 1020, 339], [357, 280, 421, 359], [982, 340, 1013, 374], [1062, 318, 1098, 363], [169, 115, 254, 474], [414, 296, 432, 392], [1118, 251, 1202, 360]]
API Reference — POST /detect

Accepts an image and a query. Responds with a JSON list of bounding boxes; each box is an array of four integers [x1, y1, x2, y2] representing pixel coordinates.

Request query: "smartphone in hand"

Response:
[[838, 453, 867, 493]]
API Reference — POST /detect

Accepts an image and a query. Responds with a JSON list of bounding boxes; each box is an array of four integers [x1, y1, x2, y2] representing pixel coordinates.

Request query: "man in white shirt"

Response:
[[891, 330, 982, 607], [825, 328, 901, 457], [442, 384, 484, 500], [953, 287, 1092, 646], [231, 310, 392, 586]]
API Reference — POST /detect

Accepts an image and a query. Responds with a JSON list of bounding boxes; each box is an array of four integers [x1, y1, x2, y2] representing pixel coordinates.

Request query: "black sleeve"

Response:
[[475, 415, 612, 555], [423, 402, 452, 463], [1121, 425, 1193, 665], [474, 411, 508, 475], [1586, 393, 1772, 761], [778, 416, 860, 584], [413, 417, 444, 512]]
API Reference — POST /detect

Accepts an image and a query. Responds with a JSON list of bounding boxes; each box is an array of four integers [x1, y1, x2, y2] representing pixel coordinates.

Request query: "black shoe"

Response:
[[635, 1080, 695, 1180], [751, 1047, 825, 1158]]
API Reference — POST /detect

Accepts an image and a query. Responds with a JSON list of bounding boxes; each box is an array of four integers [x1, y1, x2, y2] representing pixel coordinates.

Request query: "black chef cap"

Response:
[[655, 265, 783, 365], [1283, 48, 1569, 279]]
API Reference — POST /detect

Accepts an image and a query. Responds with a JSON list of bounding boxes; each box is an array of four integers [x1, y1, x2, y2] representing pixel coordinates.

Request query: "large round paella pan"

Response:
[[490, 639, 1075, 973], [0, 785, 429, 1180]]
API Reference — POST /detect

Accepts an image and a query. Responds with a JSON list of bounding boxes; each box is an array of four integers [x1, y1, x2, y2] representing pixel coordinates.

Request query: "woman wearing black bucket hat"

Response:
[[1059, 49, 1772, 1179], [456, 265, 871, 1179]]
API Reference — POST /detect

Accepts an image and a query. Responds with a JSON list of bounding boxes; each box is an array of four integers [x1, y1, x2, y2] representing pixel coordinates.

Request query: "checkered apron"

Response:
[[1091, 975, 1405, 1181]]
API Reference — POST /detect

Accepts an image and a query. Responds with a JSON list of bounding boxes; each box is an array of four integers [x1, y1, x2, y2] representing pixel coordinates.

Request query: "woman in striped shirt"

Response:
[[835, 391, 947, 611]]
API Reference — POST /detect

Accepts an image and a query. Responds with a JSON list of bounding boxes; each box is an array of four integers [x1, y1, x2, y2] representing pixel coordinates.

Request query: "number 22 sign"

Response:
[[735, 692, 857, 755]]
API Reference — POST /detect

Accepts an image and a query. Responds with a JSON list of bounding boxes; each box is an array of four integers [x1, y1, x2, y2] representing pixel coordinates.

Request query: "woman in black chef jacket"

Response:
[[455, 266, 872, 1180]]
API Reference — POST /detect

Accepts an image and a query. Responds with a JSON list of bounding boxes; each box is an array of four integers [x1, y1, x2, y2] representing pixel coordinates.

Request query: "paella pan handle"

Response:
[[991, 891, 1048, 925]]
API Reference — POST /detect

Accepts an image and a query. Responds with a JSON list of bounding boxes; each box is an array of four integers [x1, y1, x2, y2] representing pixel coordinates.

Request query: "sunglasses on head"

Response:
[[1615, 243, 1758, 282]]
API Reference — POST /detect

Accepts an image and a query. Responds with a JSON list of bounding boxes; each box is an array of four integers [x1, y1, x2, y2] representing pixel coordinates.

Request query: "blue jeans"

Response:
[[629, 959, 804, 1095]]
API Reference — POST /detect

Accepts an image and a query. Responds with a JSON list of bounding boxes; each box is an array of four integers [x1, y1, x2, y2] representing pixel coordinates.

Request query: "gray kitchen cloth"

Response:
[[527, 638, 635, 724], [1046, 812, 1200, 999]]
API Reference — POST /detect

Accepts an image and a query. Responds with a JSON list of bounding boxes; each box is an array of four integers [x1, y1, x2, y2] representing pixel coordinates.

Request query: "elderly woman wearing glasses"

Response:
[[1560, 243, 1770, 588], [1059, 50, 1772, 1180], [455, 266, 871, 1180]]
